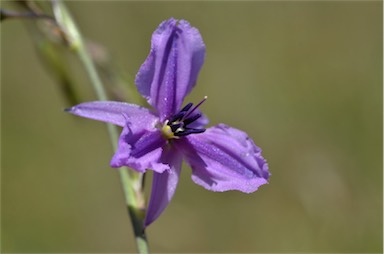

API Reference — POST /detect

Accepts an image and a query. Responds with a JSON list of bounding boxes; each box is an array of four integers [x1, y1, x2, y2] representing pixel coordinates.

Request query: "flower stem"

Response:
[[52, 1, 149, 252]]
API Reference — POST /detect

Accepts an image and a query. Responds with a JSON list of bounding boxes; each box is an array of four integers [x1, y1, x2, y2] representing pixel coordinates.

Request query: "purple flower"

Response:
[[66, 18, 270, 227]]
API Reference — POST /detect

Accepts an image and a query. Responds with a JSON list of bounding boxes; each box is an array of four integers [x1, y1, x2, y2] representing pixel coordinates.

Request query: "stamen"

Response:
[[162, 97, 208, 140], [175, 128, 205, 136], [183, 113, 202, 125], [170, 122, 184, 132], [169, 102, 194, 122], [183, 96, 208, 120], [169, 111, 186, 122], [181, 102, 193, 112]]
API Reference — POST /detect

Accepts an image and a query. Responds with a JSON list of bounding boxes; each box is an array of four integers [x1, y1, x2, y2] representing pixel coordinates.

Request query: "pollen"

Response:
[[161, 121, 178, 140]]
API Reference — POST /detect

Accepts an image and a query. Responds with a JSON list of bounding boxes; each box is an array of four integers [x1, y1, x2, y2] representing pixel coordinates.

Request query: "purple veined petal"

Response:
[[176, 124, 270, 193], [66, 101, 158, 128], [135, 18, 206, 121], [145, 147, 183, 227], [110, 128, 168, 173]]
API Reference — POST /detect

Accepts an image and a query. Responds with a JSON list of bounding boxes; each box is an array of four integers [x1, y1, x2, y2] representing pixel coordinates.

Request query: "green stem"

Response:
[[53, 1, 149, 253]]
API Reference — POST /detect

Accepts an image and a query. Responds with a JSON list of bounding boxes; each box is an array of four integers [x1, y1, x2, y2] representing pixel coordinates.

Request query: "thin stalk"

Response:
[[0, 8, 54, 21], [52, 1, 149, 253]]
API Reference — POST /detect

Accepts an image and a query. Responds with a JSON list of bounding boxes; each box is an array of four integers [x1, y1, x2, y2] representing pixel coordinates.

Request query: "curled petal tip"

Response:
[[135, 18, 206, 120]]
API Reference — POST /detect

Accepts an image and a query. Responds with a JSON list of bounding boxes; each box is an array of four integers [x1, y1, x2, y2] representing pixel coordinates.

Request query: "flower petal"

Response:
[[177, 124, 270, 193], [145, 147, 183, 227], [66, 101, 157, 128], [110, 128, 168, 173], [135, 18, 206, 121]]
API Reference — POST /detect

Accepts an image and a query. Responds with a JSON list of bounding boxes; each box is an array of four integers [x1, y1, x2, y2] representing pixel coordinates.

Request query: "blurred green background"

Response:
[[2, 1, 382, 253]]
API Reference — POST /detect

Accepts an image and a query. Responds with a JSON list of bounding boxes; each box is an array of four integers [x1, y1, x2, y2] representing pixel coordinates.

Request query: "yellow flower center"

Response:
[[161, 120, 179, 140]]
